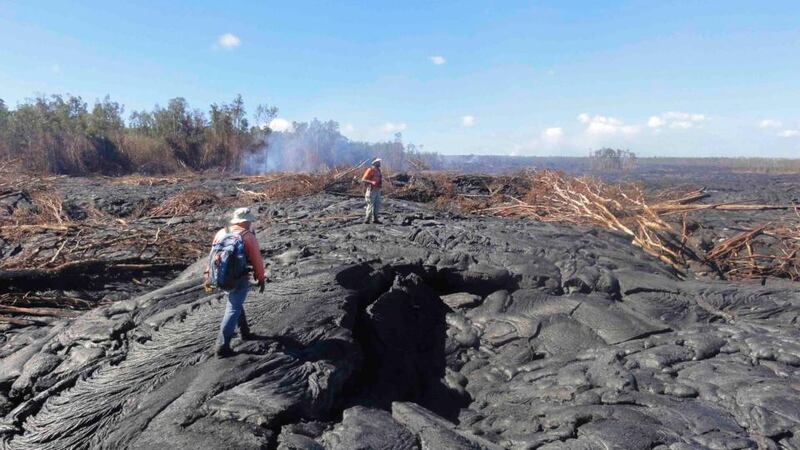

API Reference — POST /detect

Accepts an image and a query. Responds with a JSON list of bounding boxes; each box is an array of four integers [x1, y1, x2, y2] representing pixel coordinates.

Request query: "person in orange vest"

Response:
[[361, 158, 383, 224]]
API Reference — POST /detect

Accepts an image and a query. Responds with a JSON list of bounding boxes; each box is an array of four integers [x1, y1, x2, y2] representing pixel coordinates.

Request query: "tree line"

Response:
[[589, 148, 637, 172], [0, 95, 439, 175]]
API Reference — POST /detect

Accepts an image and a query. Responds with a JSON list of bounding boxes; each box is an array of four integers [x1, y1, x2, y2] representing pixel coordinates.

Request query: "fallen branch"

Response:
[[652, 203, 794, 214]]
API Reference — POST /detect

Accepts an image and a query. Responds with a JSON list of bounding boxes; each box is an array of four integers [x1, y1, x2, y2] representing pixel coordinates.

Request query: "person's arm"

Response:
[[243, 232, 266, 283]]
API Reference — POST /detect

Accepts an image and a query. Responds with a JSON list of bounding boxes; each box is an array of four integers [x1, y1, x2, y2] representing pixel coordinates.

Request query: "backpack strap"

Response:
[[228, 226, 251, 238], [222, 226, 251, 239]]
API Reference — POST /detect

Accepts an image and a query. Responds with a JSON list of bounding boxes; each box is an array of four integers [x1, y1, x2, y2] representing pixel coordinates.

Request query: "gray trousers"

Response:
[[365, 188, 381, 221]]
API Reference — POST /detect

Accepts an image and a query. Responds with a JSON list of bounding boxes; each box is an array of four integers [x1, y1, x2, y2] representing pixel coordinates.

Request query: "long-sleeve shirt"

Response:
[[208, 225, 265, 282], [362, 167, 382, 190]]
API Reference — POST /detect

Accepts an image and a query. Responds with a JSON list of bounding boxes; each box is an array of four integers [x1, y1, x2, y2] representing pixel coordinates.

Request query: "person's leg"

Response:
[[373, 191, 382, 222], [364, 188, 373, 223], [238, 310, 251, 337], [217, 283, 248, 353]]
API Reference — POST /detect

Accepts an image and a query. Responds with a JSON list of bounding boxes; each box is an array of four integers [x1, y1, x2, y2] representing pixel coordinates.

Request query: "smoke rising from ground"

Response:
[[241, 119, 441, 173]]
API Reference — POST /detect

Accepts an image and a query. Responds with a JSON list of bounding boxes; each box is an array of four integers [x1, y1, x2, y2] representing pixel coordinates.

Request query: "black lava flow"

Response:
[[1, 192, 799, 450]]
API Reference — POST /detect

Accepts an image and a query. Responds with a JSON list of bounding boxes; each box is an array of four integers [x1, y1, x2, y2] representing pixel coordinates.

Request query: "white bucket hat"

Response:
[[230, 207, 257, 224], [372, 158, 382, 166]]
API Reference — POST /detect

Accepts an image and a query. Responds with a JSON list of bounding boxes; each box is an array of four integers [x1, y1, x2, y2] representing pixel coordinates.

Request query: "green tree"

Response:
[[204, 95, 255, 170], [129, 110, 156, 135], [84, 96, 130, 173], [88, 96, 125, 138], [5, 95, 93, 173], [151, 98, 207, 169]]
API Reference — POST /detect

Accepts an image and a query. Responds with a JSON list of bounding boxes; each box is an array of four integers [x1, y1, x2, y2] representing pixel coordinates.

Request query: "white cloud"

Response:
[[670, 121, 694, 129], [647, 116, 665, 128], [429, 55, 446, 65], [541, 127, 564, 142], [382, 122, 407, 133], [779, 129, 800, 138], [578, 113, 639, 136], [51, 64, 62, 74], [343, 123, 355, 133], [462, 115, 475, 127], [216, 33, 241, 50], [663, 111, 706, 122], [759, 119, 782, 129], [648, 111, 706, 130], [268, 118, 293, 132]]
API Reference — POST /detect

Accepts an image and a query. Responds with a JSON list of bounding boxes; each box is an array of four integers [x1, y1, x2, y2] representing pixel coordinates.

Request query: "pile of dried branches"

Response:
[[707, 214, 800, 280], [237, 174, 322, 202], [236, 164, 367, 202], [147, 189, 220, 217], [475, 170, 701, 269], [0, 169, 212, 281], [0, 219, 209, 272], [0, 159, 69, 226], [0, 187, 71, 227]]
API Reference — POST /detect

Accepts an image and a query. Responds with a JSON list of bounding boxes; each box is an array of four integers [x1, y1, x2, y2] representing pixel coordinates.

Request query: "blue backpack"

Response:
[[207, 229, 249, 290]]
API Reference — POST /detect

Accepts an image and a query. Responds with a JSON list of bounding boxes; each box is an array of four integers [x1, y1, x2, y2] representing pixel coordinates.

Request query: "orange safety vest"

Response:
[[362, 167, 382, 189]]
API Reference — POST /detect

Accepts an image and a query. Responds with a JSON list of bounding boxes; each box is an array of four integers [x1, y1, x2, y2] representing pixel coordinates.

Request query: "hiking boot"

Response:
[[215, 344, 235, 358], [363, 219, 372, 224], [373, 219, 383, 224]]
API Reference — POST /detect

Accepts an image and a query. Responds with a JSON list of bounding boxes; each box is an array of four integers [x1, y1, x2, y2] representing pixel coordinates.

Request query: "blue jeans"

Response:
[[365, 188, 381, 221], [218, 279, 250, 347]]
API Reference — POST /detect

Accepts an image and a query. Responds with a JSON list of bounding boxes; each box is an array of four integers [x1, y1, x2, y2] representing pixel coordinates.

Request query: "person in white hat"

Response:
[[361, 158, 383, 224], [204, 207, 266, 358]]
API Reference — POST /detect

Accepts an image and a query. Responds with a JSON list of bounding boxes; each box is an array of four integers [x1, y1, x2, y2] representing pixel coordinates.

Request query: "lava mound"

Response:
[[1, 195, 799, 449]]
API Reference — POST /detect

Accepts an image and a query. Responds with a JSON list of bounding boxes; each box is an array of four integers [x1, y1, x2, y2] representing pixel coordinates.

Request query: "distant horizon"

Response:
[[443, 154, 800, 160], [2, 0, 799, 157]]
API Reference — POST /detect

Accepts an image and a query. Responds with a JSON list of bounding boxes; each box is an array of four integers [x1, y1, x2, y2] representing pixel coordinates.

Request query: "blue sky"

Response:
[[1, 0, 799, 157]]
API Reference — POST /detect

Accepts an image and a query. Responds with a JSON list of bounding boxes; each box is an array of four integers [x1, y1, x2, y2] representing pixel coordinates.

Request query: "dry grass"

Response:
[[116, 133, 179, 175]]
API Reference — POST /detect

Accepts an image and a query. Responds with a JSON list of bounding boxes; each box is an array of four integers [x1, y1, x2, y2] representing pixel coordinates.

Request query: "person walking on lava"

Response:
[[361, 158, 383, 224], [204, 207, 266, 358]]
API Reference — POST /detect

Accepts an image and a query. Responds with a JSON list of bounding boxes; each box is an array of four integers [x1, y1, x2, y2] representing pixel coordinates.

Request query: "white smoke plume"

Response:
[[240, 119, 440, 174]]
